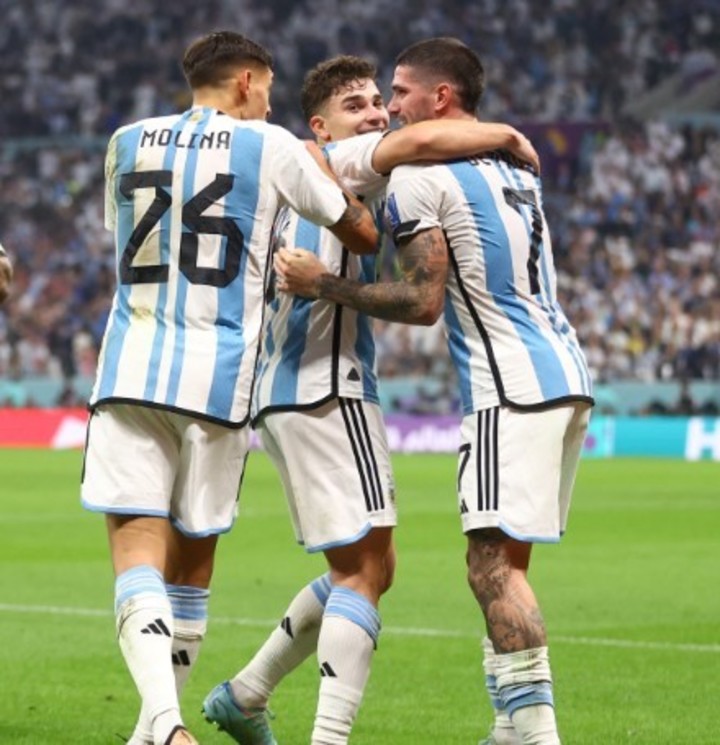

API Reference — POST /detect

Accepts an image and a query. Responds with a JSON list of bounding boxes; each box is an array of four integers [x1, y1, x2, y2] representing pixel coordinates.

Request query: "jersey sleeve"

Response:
[[384, 164, 444, 243], [323, 132, 388, 197], [268, 127, 347, 227], [104, 130, 119, 232]]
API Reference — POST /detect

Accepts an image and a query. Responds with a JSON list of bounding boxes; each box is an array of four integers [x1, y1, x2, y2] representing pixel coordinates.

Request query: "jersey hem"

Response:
[[467, 394, 594, 415], [88, 397, 250, 429], [252, 391, 375, 428]]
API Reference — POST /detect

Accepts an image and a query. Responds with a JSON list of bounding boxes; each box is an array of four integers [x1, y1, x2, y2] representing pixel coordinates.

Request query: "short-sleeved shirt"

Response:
[[253, 132, 389, 421], [93, 106, 346, 426], [385, 152, 594, 413]]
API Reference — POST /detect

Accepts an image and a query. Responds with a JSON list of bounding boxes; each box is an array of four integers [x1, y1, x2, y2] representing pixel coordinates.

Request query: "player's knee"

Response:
[[465, 529, 512, 608]]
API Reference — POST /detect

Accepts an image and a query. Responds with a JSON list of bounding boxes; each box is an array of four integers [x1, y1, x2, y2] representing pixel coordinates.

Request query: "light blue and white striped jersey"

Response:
[[253, 132, 387, 420], [385, 152, 594, 414], [92, 106, 347, 426]]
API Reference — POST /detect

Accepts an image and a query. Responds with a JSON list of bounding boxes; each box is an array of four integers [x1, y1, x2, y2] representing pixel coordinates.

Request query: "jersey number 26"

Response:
[[119, 169, 244, 288]]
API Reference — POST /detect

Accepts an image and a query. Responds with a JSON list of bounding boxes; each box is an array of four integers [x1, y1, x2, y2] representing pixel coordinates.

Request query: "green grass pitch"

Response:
[[0, 449, 718, 743]]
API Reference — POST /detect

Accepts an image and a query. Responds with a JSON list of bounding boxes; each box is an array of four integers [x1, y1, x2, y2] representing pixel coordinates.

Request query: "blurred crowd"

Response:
[[1, 0, 719, 411]]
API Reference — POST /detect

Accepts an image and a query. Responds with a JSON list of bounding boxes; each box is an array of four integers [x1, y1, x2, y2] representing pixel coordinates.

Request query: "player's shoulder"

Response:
[[325, 131, 383, 158], [231, 119, 298, 144], [389, 160, 448, 184], [108, 113, 181, 143]]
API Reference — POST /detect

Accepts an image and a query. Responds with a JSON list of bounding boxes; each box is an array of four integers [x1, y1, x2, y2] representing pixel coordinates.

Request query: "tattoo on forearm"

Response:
[[317, 228, 447, 323], [339, 201, 365, 228]]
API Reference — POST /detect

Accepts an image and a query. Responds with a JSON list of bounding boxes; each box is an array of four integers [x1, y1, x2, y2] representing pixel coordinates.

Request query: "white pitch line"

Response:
[[1, 603, 718, 654]]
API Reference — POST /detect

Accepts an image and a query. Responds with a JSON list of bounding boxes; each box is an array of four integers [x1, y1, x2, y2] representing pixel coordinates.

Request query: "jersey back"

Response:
[[386, 153, 594, 413], [93, 107, 345, 425]]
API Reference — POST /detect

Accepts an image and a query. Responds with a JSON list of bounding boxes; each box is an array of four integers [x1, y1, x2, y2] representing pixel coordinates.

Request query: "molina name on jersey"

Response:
[[92, 106, 346, 426]]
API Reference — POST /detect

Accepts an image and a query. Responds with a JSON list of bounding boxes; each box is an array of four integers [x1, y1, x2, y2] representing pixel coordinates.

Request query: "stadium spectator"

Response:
[[1, 0, 719, 410], [79, 30, 378, 745], [276, 37, 594, 745], [0, 243, 12, 305]]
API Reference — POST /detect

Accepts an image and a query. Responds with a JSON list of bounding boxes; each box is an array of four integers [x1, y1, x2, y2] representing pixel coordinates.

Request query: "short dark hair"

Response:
[[395, 37, 484, 113], [182, 31, 273, 89], [301, 55, 377, 122]]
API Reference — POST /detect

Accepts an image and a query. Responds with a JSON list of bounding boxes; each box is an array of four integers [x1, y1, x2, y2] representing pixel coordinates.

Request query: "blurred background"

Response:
[[1, 0, 719, 431]]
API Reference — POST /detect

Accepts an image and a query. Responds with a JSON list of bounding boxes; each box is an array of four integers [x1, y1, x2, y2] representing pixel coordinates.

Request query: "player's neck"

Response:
[[437, 108, 476, 122], [192, 90, 241, 119]]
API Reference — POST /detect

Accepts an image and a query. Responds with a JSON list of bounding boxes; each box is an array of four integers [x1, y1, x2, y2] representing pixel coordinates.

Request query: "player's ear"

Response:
[[435, 82, 452, 115], [235, 69, 252, 101], [309, 114, 331, 143]]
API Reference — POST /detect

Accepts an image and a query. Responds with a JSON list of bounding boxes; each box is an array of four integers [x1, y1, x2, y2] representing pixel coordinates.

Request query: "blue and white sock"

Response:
[[312, 586, 381, 744], [131, 584, 210, 743], [495, 646, 559, 745], [482, 636, 521, 745], [231, 573, 331, 708], [115, 565, 182, 745]]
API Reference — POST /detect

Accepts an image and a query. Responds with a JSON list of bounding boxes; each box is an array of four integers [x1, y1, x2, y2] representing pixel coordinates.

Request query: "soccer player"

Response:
[[0, 242, 12, 304], [276, 38, 594, 745], [80, 31, 378, 745], [203, 55, 541, 745]]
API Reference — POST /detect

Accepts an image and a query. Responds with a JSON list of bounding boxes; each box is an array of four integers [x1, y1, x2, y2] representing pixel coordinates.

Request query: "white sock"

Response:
[[311, 587, 380, 745], [494, 646, 559, 745], [115, 566, 182, 745], [482, 637, 521, 745], [231, 573, 331, 708], [130, 584, 210, 743]]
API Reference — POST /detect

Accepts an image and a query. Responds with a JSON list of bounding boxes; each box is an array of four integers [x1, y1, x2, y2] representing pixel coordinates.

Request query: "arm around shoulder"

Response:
[[303, 141, 379, 255], [371, 120, 540, 174]]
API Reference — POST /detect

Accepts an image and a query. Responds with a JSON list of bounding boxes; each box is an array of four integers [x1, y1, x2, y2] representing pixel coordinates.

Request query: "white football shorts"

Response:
[[81, 404, 249, 537], [259, 397, 397, 553], [456, 403, 591, 542]]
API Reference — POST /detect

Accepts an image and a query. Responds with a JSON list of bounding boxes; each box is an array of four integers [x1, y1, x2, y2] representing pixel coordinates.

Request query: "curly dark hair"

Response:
[[300, 55, 377, 121]]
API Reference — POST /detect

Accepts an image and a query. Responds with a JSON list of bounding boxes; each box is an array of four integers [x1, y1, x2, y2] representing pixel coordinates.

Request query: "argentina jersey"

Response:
[[253, 132, 389, 420], [93, 106, 346, 426], [385, 153, 594, 414]]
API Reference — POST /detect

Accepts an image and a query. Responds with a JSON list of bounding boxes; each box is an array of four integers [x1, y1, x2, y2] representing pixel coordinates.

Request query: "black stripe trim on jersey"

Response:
[[330, 247, 351, 396], [447, 246, 595, 412], [491, 407, 499, 510], [339, 398, 373, 512], [392, 219, 421, 243], [344, 398, 382, 511], [88, 398, 251, 429], [448, 245, 507, 404], [252, 391, 340, 427], [247, 234, 278, 424], [352, 399, 384, 510]]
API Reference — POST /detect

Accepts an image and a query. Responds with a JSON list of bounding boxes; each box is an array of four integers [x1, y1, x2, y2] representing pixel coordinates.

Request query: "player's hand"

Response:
[[507, 130, 540, 174], [274, 248, 328, 299]]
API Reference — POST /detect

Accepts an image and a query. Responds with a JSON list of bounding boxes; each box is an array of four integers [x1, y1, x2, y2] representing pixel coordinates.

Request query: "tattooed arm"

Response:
[[275, 227, 448, 326]]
